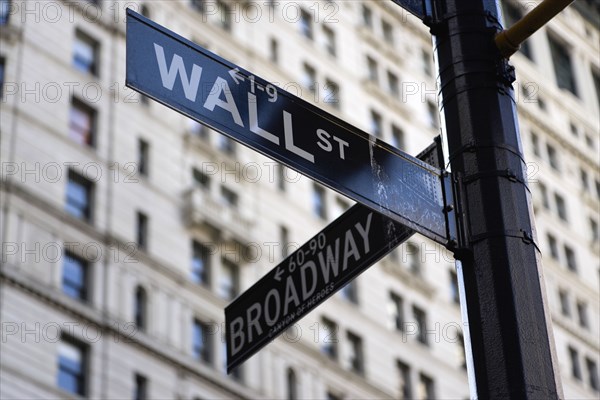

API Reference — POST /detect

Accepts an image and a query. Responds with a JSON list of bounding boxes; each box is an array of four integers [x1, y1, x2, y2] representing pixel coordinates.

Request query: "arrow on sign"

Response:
[[228, 68, 245, 85], [225, 140, 446, 373], [125, 9, 454, 245], [273, 266, 284, 282]]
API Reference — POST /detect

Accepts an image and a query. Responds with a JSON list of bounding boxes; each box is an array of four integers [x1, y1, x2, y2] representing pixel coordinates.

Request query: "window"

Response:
[[134, 286, 147, 331], [138, 139, 149, 177], [554, 193, 567, 222], [320, 318, 338, 360], [592, 68, 600, 106], [62, 252, 88, 301], [417, 373, 435, 399], [547, 234, 559, 260], [270, 38, 279, 63], [389, 292, 405, 331], [413, 306, 428, 345], [324, 79, 340, 109], [286, 368, 297, 400], [0, 58, 5, 97], [382, 20, 394, 45], [387, 71, 400, 98], [302, 63, 316, 92], [347, 332, 364, 375], [449, 270, 460, 304], [139, 4, 150, 17], [323, 26, 336, 56], [576, 301, 588, 329], [136, 211, 148, 250], [546, 144, 559, 171], [188, 120, 208, 138], [367, 56, 378, 83], [501, 2, 532, 59], [57, 337, 87, 396], [192, 319, 212, 363], [219, 259, 239, 300], [421, 49, 433, 76], [134, 374, 148, 400], [457, 332, 467, 369], [66, 170, 94, 222], [299, 9, 313, 39], [590, 218, 599, 241], [69, 98, 96, 146], [362, 5, 373, 28], [191, 0, 206, 13], [218, 135, 235, 155], [585, 134, 595, 149], [564, 245, 577, 272], [280, 225, 290, 258], [326, 392, 342, 400], [216, 0, 231, 31], [73, 30, 99, 75], [0, 0, 10, 25], [313, 184, 327, 219], [391, 125, 405, 150], [569, 346, 582, 380], [530, 132, 540, 157], [558, 289, 570, 317], [370, 110, 382, 137], [427, 101, 439, 130], [580, 168, 589, 192], [277, 164, 286, 191], [548, 35, 577, 95], [191, 241, 210, 285], [397, 360, 412, 399], [406, 243, 421, 276], [538, 182, 550, 209], [586, 358, 599, 392], [192, 168, 210, 189], [340, 281, 358, 304], [220, 186, 238, 208]]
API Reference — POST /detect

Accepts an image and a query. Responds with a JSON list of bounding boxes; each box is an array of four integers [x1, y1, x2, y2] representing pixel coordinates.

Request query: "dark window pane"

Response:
[[73, 30, 99, 76], [134, 374, 147, 400], [66, 171, 93, 221], [192, 319, 212, 363], [69, 99, 95, 146], [0, 0, 10, 25], [57, 339, 86, 396], [548, 35, 577, 95], [62, 252, 88, 301], [191, 241, 210, 285], [134, 287, 147, 330], [137, 212, 148, 250]]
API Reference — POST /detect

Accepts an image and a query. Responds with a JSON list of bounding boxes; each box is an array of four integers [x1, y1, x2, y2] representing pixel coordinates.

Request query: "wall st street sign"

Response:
[[125, 9, 453, 245]]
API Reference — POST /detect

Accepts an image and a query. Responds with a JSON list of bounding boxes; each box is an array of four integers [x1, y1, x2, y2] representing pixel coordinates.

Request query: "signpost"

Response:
[[225, 141, 443, 372], [125, 9, 453, 245], [126, 0, 565, 396]]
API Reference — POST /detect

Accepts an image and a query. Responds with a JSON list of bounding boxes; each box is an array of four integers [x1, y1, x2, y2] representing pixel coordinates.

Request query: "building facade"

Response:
[[0, 1, 598, 399]]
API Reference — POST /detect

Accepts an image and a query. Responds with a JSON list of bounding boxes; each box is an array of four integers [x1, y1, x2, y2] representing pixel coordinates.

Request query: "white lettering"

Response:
[[283, 111, 315, 163], [203, 77, 244, 127], [153, 43, 203, 102], [248, 92, 280, 144]]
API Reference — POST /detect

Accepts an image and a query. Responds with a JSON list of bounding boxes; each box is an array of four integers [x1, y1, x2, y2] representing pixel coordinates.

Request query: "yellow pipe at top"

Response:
[[496, 0, 574, 58]]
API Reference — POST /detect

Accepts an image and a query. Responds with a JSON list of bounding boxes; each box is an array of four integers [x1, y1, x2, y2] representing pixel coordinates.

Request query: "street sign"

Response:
[[125, 9, 452, 244], [225, 141, 444, 373], [390, 0, 432, 21]]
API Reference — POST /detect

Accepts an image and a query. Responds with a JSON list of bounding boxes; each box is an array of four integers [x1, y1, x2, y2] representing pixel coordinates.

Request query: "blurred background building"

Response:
[[0, 0, 598, 399]]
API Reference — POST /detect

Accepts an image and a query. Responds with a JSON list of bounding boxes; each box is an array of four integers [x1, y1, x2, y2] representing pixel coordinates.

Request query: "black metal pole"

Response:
[[432, 1, 563, 398]]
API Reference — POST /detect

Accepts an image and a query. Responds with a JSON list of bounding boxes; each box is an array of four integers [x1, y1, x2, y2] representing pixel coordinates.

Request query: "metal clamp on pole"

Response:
[[496, 0, 574, 58]]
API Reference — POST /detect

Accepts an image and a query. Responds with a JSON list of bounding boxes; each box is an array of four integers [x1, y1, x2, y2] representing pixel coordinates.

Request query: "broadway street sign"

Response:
[[225, 141, 446, 372], [125, 9, 452, 245]]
